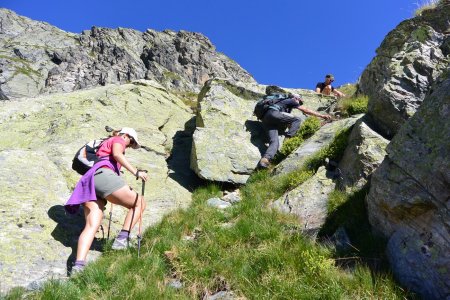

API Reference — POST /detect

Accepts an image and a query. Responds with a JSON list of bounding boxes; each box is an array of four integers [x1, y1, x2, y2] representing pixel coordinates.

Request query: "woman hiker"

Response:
[[65, 127, 148, 274]]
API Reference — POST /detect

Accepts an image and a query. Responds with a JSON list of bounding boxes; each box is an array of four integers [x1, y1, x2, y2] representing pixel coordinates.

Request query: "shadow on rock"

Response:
[[48, 205, 105, 275], [166, 117, 204, 192], [245, 120, 267, 156]]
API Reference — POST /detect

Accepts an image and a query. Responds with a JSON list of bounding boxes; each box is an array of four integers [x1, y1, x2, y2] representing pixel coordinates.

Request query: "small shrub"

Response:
[[338, 96, 368, 117], [297, 116, 321, 138], [283, 168, 314, 190], [278, 135, 304, 158], [300, 249, 335, 276], [347, 96, 368, 115], [273, 117, 321, 163]]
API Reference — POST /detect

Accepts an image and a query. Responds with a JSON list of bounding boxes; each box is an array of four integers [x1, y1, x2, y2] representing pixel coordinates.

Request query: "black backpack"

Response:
[[72, 138, 108, 175], [253, 93, 290, 120]]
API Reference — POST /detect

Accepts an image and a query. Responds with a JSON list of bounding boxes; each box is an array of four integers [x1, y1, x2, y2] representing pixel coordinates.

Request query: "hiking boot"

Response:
[[259, 157, 270, 169], [284, 133, 294, 139], [70, 265, 85, 276], [111, 237, 133, 250]]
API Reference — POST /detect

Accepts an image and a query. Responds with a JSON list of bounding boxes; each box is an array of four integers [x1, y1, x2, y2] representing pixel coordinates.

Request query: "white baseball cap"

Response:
[[119, 127, 141, 149]]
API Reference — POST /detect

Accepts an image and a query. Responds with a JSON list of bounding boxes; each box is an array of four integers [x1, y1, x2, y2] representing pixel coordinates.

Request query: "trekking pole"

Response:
[[107, 202, 114, 240], [137, 170, 148, 258]]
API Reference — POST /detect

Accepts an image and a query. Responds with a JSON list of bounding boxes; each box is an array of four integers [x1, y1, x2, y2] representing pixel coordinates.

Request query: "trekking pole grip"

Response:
[[139, 170, 148, 196]]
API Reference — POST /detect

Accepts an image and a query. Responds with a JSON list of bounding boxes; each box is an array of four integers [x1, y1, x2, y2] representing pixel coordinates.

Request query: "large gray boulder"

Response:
[[337, 118, 389, 190], [190, 80, 263, 184], [0, 8, 257, 100], [273, 115, 363, 176], [366, 77, 450, 299], [359, 3, 449, 137], [0, 80, 195, 293]]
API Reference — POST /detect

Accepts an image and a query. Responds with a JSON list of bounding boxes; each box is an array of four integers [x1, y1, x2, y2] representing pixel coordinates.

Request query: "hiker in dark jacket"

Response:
[[259, 94, 331, 168], [66, 127, 148, 274]]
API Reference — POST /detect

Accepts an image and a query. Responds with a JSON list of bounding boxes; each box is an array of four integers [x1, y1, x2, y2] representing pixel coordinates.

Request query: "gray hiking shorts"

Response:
[[94, 168, 126, 199]]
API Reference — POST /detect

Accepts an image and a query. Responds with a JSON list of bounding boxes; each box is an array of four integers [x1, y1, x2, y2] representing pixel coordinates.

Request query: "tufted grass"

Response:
[[272, 117, 321, 164], [4, 135, 412, 300], [414, 0, 444, 16], [336, 83, 357, 98], [320, 188, 388, 260], [336, 95, 368, 117]]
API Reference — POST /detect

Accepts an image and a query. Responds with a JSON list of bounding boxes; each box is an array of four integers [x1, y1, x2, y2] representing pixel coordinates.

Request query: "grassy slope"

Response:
[[5, 122, 412, 300]]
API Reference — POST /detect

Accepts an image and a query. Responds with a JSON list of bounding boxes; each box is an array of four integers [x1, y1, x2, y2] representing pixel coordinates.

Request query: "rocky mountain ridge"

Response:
[[0, 8, 257, 100]]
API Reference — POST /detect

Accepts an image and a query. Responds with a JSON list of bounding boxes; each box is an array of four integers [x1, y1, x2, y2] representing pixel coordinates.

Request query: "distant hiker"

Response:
[[65, 127, 148, 274], [315, 74, 346, 98], [259, 91, 331, 169]]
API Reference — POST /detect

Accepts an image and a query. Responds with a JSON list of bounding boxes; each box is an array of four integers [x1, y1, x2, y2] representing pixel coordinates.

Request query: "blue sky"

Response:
[[2, 0, 421, 89]]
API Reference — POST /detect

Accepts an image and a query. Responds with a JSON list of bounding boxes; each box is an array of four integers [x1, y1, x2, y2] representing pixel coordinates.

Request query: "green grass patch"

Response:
[[173, 91, 199, 112], [337, 95, 368, 117], [0, 55, 41, 80], [319, 188, 389, 268], [13, 66, 41, 79], [163, 70, 182, 81], [336, 83, 357, 98], [272, 117, 321, 164], [217, 79, 264, 101], [0, 54, 27, 63]]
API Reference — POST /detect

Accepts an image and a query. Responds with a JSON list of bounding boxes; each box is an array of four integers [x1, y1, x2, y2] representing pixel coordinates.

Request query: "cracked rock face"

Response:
[[358, 3, 450, 137], [337, 118, 389, 190], [271, 166, 335, 237], [0, 80, 195, 294], [0, 8, 257, 100], [273, 115, 363, 176], [190, 80, 263, 184], [366, 77, 450, 300]]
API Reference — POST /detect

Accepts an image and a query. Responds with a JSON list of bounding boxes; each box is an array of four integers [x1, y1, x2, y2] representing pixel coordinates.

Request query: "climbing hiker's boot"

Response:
[[258, 157, 270, 169]]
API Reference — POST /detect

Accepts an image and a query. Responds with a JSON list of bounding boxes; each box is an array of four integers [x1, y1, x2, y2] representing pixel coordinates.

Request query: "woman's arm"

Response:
[[112, 142, 148, 181]]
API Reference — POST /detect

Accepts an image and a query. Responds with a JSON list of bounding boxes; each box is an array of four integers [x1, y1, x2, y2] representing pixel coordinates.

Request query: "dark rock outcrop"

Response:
[[359, 2, 449, 137]]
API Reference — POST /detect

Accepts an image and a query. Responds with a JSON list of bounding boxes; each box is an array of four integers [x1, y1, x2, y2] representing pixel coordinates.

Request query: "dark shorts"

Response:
[[94, 168, 126, 199]]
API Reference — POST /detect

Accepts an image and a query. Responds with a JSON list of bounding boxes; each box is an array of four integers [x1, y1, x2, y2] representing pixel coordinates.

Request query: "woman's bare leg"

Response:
[[106, 186, 147, 232], [76, 200, 105, 261]]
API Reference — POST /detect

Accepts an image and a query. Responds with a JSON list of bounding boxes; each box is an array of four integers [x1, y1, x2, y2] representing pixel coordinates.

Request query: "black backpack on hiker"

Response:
[[71, 125, 121, 175], [72, 138, 108, 175], [253, 93, 290, 120]]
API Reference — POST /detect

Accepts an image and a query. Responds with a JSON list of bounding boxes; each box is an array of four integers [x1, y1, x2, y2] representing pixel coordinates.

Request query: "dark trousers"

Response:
[[261, 109, 302, 160]]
